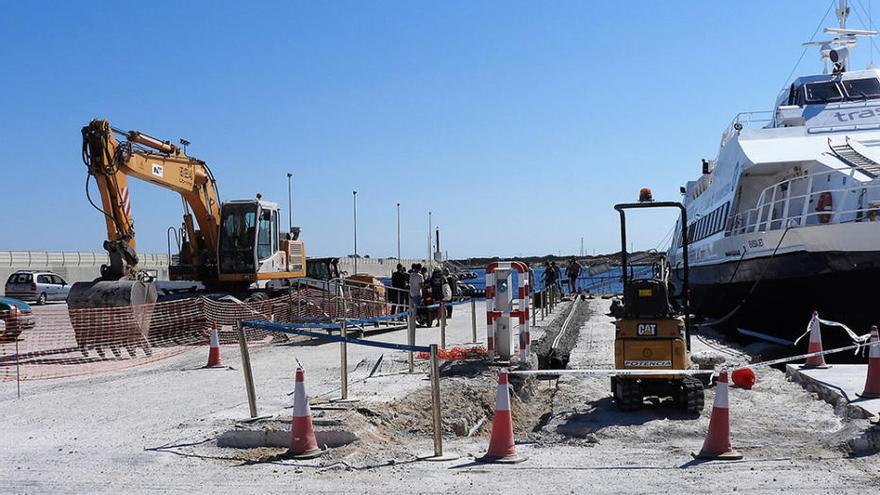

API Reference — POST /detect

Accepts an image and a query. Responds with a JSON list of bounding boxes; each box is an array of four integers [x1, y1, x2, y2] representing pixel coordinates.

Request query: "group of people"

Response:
[[543, 257, 583, 296], [389, 263, 458, 326]]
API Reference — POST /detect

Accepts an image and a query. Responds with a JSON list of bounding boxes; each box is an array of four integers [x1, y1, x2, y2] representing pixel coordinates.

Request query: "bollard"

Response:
[[236, 321, 258, 418], [420, 343, 458, 461], [408, 306, 416, 373], [470, 297, 478, 344], [440, 302, 447, 350]]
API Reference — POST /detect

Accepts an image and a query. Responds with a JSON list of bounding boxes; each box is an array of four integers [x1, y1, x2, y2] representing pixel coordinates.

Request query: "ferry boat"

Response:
[[667, 0, 880, 343]]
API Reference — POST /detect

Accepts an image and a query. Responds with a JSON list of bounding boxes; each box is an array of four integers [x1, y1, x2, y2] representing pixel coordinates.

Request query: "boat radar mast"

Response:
[[803, 0, 877, 74]]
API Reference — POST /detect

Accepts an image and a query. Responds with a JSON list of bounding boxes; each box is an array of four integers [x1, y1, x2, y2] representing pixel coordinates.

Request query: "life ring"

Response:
[[816, 191, 833, 223]]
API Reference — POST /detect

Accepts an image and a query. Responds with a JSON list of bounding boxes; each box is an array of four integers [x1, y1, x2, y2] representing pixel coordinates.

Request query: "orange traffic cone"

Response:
[[289, 368, 321, 459], [801, 311, 830, 369], [206, 323, 223, 368], [859, 326, 880, 399], [477, 371, 526, 464], [693, 371, 742, 460]]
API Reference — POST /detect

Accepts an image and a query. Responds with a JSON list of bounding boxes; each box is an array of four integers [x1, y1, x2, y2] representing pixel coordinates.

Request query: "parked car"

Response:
[[4, 270, 71, 305], [0, 296, 35, 341]]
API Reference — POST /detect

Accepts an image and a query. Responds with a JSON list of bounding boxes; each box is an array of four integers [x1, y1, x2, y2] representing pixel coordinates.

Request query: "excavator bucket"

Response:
[[67, 280, 158, 359]]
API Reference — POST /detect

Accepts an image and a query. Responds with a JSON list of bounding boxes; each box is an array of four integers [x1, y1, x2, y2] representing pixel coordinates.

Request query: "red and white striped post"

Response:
[[485, 270, 496, 358]]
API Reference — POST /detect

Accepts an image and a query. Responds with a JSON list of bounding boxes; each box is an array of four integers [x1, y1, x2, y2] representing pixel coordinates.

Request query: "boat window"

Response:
[[804, 81, 843, 103], [842, 78, 880, 100]]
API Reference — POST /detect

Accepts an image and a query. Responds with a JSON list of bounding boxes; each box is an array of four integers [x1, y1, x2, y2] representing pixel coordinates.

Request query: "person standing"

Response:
[[430, 268, 446, 326], [409, 263, 424, 310], [566, 257, 581, 295], [391, 263, 409, 317], [543, 262, 556, 296], [550, 261, 562, 298], [443, 268, 456, 318]]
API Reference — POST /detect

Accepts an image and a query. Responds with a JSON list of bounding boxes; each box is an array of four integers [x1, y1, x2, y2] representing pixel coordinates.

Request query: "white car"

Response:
[[5, 271, 71, 305]]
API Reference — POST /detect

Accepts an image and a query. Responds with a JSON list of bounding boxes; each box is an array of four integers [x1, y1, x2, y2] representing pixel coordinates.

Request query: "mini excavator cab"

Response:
[[611, 191, 705, 413]]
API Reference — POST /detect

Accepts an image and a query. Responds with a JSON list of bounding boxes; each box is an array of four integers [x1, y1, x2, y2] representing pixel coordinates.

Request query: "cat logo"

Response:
[[637, 323, 657, 336], [151, 163, 164, 178]]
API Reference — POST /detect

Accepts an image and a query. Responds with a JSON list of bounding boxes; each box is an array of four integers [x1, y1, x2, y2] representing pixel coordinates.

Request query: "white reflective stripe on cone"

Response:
[[809, 315, 821, 342], [209, 328, 220, 347], [496, 373, 511, 411], [871, 329, 880, 359], [714, 373, 729, 408], [293, 371, 311, 417]]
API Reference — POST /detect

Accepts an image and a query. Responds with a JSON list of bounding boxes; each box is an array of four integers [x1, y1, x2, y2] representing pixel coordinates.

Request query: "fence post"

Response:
[[531, 293, 536, 327], [408, 306, 416, 373], [236, 321, 258, 418], [541, 290, 546, 320], [15, 331, 21, 399], [420, 343, 458, 461], [340, 318, 349, 400], [470, 297, 477, 344], [440, 302, 447, 350]]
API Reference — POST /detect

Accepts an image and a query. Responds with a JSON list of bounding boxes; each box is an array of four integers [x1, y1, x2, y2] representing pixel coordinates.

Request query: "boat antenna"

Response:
[[804, 0, 876, 74], [838, 0, 849, 30]]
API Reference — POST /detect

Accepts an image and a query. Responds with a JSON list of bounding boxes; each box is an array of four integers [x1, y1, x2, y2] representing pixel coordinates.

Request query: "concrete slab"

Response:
[[785, 364, 880, 418]]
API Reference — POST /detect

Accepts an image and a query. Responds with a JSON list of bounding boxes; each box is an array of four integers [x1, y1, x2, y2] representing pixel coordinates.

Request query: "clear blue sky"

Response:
[[1, 1, 872, 259]]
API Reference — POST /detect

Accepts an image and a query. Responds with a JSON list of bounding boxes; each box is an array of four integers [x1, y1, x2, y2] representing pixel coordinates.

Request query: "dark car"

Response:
[[0, 296, 36, 341]]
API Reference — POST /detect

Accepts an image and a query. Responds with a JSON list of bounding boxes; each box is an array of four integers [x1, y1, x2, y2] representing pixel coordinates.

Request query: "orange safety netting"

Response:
[[416, 346, 488, 361], [0, 283, 399, 382]]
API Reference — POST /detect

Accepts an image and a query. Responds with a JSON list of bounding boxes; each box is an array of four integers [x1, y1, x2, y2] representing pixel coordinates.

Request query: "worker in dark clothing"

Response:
[[443, 268, 456, 318], [391, 263, 409, 317], [566, 257, 581, 295], [543, 262, 557, 293], [548, 261, 562, 299], [430, 268, 445, 326]]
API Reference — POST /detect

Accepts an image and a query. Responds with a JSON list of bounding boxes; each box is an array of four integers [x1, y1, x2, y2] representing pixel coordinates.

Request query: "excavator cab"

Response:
[[610, 193, 705, 414], [216, 199, 305, 287]]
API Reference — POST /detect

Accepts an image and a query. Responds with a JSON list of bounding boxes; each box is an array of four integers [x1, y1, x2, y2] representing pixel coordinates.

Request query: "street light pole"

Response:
[[396, 202, 401, 263], [286, 172, 293, 233], [353, 191, 358, 275], [428, 211, 432, 267]]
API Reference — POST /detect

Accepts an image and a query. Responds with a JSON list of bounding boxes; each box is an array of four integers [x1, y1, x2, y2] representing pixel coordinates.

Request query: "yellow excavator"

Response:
[[67, 119, 307, 310]]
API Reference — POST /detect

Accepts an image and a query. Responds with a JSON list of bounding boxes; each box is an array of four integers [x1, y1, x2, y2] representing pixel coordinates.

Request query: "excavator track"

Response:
[[678, 376, 705, 414]]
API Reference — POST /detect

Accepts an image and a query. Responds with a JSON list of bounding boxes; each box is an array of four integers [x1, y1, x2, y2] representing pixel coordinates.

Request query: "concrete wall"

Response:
[[0, 251, 427, 294], [0, 251, 170, 295], [337, 258, 429, 279]]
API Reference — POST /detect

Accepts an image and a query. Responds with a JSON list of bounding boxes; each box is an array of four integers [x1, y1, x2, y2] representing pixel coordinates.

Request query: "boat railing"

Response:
[[729, 169, 880, 235], [720, 111, 774, 145]]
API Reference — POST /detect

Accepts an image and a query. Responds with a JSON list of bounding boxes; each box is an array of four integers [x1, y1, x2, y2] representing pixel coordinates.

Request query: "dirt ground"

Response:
[[2, 299, 880, 494]]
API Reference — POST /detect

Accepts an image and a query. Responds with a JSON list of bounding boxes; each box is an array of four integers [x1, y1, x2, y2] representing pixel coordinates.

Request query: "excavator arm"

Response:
[[68, 119, 221, 311], [80, 119, 221, 281]]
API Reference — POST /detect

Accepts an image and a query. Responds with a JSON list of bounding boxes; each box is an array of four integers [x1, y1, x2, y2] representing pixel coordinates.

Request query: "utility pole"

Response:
[[580, 237, 584, 257], [396, 202, 401, 263], [286, 172, 293, 233], [353, 191, 358, 275]]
